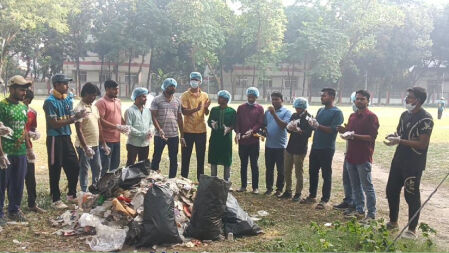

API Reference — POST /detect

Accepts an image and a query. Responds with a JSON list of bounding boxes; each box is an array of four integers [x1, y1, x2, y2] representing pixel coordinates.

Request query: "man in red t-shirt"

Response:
[[337, 90, 379, 222], [23, 90, 45, 213]]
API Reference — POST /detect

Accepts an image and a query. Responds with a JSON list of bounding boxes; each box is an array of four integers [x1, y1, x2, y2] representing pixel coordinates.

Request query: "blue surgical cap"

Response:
[[161, 78, 177, 91], [246, 87, 259, 98], [350, 92, 356, 104], [217, 90, 232, 104], [131, 87, 149, 101], [293, 97, 308, 109], [190, 72, 202, 82]]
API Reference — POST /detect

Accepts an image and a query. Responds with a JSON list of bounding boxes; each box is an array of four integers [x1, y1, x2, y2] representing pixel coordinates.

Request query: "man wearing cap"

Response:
[[95, 80, 129, 175], [0, 75, 33, 223], [384, 87, 433, 239], [235, 87, 264, 194], [125, 87, 154, 166], [151, 78, 185, 178], [180, 72, 210, 181], [43, 74, 87, 209], [279, 97, 313, 201]]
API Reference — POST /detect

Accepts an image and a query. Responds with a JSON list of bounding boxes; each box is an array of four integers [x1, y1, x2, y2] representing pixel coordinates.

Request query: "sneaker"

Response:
[[344, 210, 365, 219], [299, 196, 317, 204], [333, 202, 351, 210], [0, 217, 6, 227], [343, 207, 356, 215], [229, 187, 234, 192], [252, 189, 259, 194], [8, 211, 27, 222], [264, 189, 273, 196], [274, 190, 283, 198], [279, 191, 292, 199], [401, 230, 417, 239], [51, 200, 68, 209], [66, 195, 78, 204], [29, 206, 47, 214], [315, 201, 329, 210], [292, 194, 301, 202], [360, 216, 376, 224], [386, 221, 399, 230], [236, 187, 247, 193]]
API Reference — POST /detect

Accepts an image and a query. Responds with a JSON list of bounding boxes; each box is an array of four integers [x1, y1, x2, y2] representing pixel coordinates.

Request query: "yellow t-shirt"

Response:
[[74, 101, 100, 147], [180, 89, 209, 133]]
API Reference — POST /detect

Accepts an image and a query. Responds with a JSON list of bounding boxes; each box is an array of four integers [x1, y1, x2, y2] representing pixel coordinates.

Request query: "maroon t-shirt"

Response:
[[346, 109, 379, 165], [235, 103, 264, 145]]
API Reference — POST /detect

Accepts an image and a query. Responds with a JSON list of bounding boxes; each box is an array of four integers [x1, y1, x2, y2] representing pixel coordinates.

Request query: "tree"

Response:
[[0, 0, 72, 80]]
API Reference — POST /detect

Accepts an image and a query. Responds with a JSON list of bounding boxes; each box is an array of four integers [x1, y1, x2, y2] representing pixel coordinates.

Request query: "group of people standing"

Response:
[[0, 73, 434, 240]]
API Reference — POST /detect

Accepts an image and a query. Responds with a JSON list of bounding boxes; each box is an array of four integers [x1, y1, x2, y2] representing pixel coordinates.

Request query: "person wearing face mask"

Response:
[[337, 90, 379, 222], [278, 97, 313, 202], [383, 87, 433, 239], [150, 78, 185, 178], [180, 72, 211, 181], [234, 87, 264, 194], [208, 90, 236, 184]]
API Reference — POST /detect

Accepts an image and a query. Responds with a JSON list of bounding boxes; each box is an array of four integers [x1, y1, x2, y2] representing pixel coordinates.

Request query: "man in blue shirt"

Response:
[[301, 88, 343, 209], [43, 74, 87, 209], [264, 91, 292, 197]]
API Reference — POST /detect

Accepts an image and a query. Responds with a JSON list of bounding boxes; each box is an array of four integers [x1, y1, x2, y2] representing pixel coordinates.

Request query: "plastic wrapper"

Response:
[[88, 224, 128, 252]]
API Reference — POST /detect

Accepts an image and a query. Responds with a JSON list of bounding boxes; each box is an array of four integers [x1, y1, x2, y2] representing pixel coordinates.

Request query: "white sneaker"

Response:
[[252, 189, 259, 194], [401, 230, 417, 239], [51, 200, 68, 209]]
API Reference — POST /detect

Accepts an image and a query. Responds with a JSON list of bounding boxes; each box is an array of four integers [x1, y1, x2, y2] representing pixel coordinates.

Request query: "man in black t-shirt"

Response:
[[384, 87, 434, 239], [279, 97, 313, 201]]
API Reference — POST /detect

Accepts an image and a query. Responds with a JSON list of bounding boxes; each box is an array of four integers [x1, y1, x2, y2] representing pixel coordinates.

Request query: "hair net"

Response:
[[293, 97, 308, 109], [189, 72, 202, 82], [161, 78, 177, 91], [350, 92, 356, 104], [246, 87, 260, 98], [131, 87, 149, 101], [217, 90, 232, 104]]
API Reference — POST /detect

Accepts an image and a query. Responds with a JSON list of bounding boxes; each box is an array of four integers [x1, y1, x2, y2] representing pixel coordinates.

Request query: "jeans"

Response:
[[152, 136, 179, 178], [238, 143, 259, 190], [386, 158, 423, 231], [284, 151, 305, 195], [347, 162, 375, 218], [126, 144, 149, 166], [211, 164, 231, 182], [0, 155, 27, 217], [265, 147, 285, 192], [342, 160, 354, 206], [181, 133, 206, 180], [308, 148, 335, 203], [100, 142, 121, 176], [77, 146, 101, 192], [47, 136, 79, 202], [25, 162, 37, 208]]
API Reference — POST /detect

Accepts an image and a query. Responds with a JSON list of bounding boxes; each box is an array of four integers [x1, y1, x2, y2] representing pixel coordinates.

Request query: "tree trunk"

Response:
[[128, 49, 132, 96], [337, 78, 343, 104], [146, 48, 153, 91], [302, 60, 307, 96], [136, 53, 145, 90], [205, 58, 221, 89], [230, 69, 235, 97], [76, 56, 81, 96], [252, 65, 256, 86], [24, 58, 31, 78], [290, 63, 295, 102], [99, 55, 105, 85], [308, 76, 312, 103], [220, 63, 224, 90]]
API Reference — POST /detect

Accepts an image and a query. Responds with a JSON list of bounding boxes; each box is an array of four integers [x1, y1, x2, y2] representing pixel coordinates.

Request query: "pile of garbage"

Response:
[[50, 160, 262, 251]]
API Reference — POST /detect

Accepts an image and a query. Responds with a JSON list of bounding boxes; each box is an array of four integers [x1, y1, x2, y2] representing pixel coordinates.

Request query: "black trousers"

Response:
[[265, 147, 284, 191], [386, 158, 423, 231], [126, 144, 149, 166], [239, 143, 260, 189], [152, 136, 179, 178], [181, 133, 206, 180], [308, 148, 335, 203], [25, 162, 37, 208], [46, 136, 79, 202]]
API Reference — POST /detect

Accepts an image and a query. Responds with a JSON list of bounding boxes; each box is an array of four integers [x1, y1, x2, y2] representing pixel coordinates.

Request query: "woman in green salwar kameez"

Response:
[[208, 90, 236, 182]]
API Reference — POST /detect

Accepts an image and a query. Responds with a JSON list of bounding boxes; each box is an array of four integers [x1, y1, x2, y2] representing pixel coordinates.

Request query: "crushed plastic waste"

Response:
[[50, 163, 260, 250]]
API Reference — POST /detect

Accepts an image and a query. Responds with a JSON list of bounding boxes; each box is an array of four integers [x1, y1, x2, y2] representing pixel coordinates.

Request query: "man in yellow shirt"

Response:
[[180, 72, 211, 180]]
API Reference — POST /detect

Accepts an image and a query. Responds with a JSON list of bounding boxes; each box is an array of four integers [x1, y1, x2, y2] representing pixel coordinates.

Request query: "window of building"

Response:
[[283, 77, 298, 89], [261, 78, 273, 88], [124, 74, 138, 84], [73, 71, 87, 83], [238, 77, 248, 87]]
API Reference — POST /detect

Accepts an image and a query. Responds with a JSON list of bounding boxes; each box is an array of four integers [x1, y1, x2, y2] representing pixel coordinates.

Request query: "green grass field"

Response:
[[0, 96, 448, 251]]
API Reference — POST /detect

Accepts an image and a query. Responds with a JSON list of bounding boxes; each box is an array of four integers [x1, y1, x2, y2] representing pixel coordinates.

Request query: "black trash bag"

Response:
[[120, 159, 151, 189], [88, 168, 122, 198], [125, 220, 143, 246], [137, 184, 182, 247], [184, 175, 231, 240], [223, 193, 263, 236]]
